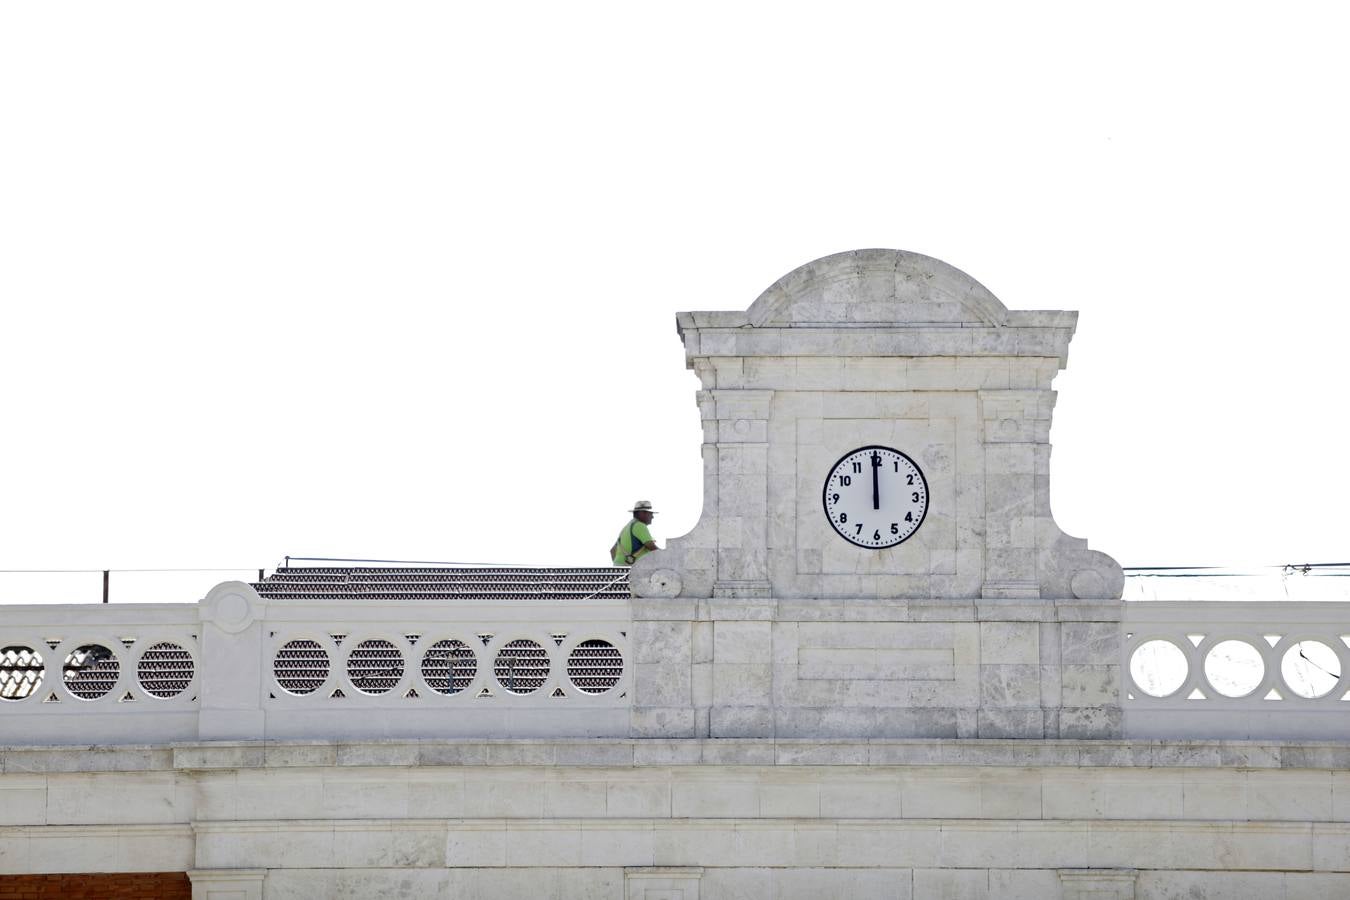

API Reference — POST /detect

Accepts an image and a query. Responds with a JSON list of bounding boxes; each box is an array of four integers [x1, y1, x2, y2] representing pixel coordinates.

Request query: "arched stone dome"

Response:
[[746, 248, 1009, 328]]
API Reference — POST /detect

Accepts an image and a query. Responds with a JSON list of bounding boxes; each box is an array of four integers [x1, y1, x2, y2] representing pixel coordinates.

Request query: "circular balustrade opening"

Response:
[[422, 639, 477, 695], [1281, 640, 1341, 699], [63, 644, 119, 700], [567, 639, 623, 694], [1204, 640, 1265, 698], [494, 639, 549, 695], [0, 646, 44, 701], [137, 642, 195, 699], [347, 640, 405, 695], [274, 640, 330, 695], [1128, 640, 1189, 697]]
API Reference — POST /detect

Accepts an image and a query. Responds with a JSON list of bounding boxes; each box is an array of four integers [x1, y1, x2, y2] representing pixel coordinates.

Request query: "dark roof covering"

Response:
[[251, 566, 630, 601]]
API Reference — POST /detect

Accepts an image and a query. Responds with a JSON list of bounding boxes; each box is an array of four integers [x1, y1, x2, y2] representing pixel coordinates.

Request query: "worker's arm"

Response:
[[632, 521, 658, 554]]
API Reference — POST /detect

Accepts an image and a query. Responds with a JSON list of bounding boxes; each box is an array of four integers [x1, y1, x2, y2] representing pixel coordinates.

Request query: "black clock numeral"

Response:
[[906, 474, 914, 485], [851, 461, 862, 474], [838, 512, 847, 524], [891, 523, 899, 534], [840, 475, 851, 486], [855, 523, 863, 535], [912, 492, 920, 502], [893, 461, 899, 472], [905, 512, 913, 523], [873, 530, 880, 541], [831, 493, 839, 503]]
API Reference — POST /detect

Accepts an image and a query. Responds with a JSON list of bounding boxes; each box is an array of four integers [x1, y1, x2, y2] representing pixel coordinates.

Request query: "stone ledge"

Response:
[[634, 597, 1123, 622], [181, 817, 1350, 873], [0, 822, 194, 875], [5, 738, 1350, 773]]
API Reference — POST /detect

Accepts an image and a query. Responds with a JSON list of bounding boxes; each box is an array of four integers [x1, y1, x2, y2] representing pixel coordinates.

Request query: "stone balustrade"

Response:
[[1123, 600, 1350, 740], [0, 582, 631, 745], [5, 584, 1349, 746]]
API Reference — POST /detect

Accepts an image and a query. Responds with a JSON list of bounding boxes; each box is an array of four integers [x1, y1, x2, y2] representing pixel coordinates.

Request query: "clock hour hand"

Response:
[[870, 451, 881, 510]]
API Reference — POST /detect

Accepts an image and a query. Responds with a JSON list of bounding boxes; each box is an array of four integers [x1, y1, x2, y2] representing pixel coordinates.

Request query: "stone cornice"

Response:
[[4, 738, 1349, 773]]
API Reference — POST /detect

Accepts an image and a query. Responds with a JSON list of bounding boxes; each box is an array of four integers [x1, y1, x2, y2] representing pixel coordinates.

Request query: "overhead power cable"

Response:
[[1124, 562, 1350, 575], [280, 555, 599, 570]]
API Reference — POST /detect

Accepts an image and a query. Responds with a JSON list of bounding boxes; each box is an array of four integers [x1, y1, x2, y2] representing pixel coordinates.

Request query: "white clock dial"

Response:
[[822, 445, 929, 548]]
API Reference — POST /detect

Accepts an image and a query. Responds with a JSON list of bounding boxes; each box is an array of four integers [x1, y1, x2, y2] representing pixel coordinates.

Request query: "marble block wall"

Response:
[[4, 740, 1350, 899]]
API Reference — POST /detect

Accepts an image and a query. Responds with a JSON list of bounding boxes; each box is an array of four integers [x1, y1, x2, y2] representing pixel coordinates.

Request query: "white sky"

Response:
[[3, 3, 1348, 603]]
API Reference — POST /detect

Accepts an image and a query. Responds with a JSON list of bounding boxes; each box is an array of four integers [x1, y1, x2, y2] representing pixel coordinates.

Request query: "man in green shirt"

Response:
[[611, 500, 659, 565]]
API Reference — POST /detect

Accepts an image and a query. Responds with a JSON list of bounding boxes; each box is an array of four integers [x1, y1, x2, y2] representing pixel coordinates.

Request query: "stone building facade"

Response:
[[2, 250, 1348, 899]]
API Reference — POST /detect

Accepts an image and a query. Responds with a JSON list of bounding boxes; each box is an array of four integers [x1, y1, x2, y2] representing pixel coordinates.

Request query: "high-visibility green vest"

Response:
[[612, 519, 654, 565]]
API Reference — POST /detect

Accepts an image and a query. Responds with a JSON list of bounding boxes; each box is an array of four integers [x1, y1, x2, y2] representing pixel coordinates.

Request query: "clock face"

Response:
[[822, 445, 929, 548]]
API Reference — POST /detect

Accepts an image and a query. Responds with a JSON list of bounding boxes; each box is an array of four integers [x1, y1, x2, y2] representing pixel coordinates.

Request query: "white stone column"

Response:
[[189, 868, 266, 900]]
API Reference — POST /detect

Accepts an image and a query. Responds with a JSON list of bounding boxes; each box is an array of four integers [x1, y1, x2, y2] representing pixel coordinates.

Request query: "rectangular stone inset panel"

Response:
[[798, 648, 954, 681], [626, 866, 703, 900], [1058, 868, 1136, 900], [774, 621, 982, 718]]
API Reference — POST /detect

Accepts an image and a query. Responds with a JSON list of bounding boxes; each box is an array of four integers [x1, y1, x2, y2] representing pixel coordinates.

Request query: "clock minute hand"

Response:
[[871, 451, 881, 510]]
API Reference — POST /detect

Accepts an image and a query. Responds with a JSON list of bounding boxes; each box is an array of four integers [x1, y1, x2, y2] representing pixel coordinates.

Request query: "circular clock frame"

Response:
[[821, 445, 930, 549]]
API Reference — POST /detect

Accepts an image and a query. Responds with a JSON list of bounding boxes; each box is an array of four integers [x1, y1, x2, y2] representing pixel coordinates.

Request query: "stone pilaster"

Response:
[[710, 389, 773, 599], [197, 581, 266, 741]]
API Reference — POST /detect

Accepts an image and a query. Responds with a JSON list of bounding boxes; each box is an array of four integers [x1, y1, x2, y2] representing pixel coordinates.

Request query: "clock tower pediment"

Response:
[[633, 249, 1120, 604]]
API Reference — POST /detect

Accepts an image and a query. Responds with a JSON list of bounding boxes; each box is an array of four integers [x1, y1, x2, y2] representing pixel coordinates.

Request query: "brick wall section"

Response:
[[0, 873, 191, 899]]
